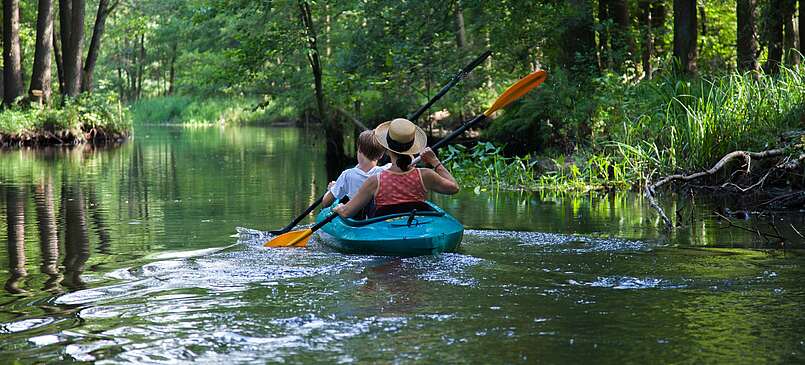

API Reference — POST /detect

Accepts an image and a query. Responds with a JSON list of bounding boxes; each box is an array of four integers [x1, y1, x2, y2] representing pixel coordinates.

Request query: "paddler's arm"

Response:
[[419, 148, 459, 194], [333, 175, 377, 218], [321, 181, 337, 207]]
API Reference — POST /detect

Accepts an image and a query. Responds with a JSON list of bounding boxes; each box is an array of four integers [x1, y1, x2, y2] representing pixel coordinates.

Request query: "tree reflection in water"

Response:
[[34, 178, 62, 291], [61, 180, 91, 290], [4, 186, 27, 294]]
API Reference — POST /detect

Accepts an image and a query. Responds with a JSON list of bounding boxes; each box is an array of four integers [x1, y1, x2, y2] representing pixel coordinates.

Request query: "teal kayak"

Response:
[[315, 201, 464, 256]]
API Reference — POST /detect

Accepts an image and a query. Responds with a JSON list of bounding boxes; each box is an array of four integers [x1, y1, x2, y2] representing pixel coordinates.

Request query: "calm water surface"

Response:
[[1, 126, 804, 363]]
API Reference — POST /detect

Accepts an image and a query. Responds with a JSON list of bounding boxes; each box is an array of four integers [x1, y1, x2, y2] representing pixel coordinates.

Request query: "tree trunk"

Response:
[[559, 0, 597, 74], [737, 0, 759, 72], [137, 33, 145, 99], [639, 0, 654, 79], [3, 0, 24, 105], [673, 0, 697, 74], [168, 42, 176, 95], [60, 0, 85, 97], [30, 0, 54, 104], [783, 1, 799, 65], [81, 0, 112, 92], [298, 0, 346, 180], [598, 0, 611, 70], [610, 0, 634, 70], [765, 0, 785, 73], [454, 0, 467, 50], [651, 2, 667, 52], [53, 28, 64, 93], [800, 0, 805, 57]]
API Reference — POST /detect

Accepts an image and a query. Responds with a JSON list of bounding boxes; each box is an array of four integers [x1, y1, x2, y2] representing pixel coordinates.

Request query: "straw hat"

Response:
[[373, 118, 427, 155]]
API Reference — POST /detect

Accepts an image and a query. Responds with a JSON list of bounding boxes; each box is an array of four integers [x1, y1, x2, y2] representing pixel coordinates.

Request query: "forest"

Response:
[[2, 1, 804, 208]]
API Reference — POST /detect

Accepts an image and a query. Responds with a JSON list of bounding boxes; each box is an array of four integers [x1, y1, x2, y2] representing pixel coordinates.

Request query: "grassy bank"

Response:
[[130, 96, 297, 125], [0, 93, 132, 146], [451, 68, 805, 192]]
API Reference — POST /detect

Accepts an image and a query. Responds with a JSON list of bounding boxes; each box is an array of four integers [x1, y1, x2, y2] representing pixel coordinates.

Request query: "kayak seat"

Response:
[[343, 202, 445, 227]]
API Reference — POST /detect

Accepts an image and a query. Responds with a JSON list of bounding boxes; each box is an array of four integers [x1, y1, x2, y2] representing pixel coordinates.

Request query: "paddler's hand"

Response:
[[333, 203, 349, 218], [420, 147, 440, 167], [327, 181, 336, 190]]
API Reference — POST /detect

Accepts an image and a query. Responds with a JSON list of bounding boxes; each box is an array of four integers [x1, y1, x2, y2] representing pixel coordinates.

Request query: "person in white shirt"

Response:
[[322, 130, 390, 207]]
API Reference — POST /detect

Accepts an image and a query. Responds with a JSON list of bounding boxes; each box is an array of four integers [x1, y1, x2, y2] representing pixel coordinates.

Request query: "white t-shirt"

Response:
[[329, 163, 391, 200]]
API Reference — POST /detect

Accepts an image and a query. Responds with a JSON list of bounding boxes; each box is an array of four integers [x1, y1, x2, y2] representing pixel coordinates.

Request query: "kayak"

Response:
[[315, 201, 464, 256]]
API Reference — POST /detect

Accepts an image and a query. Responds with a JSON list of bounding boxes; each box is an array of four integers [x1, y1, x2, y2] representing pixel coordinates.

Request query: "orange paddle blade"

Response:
[[484, 70, 548, 116], [264, 229, 311, 248]]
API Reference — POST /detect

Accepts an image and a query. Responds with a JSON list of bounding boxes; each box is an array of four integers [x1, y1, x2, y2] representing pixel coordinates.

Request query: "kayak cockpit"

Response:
[[341, 201, 446, 227]]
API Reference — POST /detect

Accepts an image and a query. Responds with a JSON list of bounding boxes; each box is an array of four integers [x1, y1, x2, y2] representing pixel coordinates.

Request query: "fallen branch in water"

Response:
[[645, 147, 804, 229]]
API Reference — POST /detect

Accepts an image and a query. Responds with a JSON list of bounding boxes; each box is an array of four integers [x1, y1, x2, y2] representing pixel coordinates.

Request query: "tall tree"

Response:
[[598, 0, 611, 69], [53, 29, 64, 92], [559, 0, 597, 74], [298, 0, 346, 179], [454, 0, 467, 50], [639, 0, 654, 78], [30, 0, 54, 104], [610, 0, 634, 70], [801, 0, 805, 57], [60, 0, 86, 96], [3, 0, 24, 105], [782, 0, 799, 65], [673, 0, 697, 74], [765, 0, 785, 73], [82, 0, 116, 92], [737, 0, 759, 72]]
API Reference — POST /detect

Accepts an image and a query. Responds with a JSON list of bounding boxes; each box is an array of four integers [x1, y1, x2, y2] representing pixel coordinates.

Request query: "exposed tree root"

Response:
[[646, 145, 805, 230], [0, 126, 129, 148]]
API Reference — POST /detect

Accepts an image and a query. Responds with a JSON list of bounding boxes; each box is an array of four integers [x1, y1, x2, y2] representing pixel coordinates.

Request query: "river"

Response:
[[1, 126, 804, 363]]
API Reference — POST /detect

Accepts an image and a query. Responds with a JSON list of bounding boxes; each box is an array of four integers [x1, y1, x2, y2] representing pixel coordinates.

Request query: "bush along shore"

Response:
[[446, 68, 804, 224], [130, 96, 293, 126], [0, 93, 133, 147]]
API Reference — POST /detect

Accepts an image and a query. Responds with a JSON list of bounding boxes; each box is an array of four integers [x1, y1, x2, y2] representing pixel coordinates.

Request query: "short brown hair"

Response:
[[357, 130, 384, 161]]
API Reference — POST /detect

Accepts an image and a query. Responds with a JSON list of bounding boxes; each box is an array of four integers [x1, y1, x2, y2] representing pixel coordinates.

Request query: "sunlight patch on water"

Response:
[[568, 276, 687, 290], [465, 229, 652, 253]]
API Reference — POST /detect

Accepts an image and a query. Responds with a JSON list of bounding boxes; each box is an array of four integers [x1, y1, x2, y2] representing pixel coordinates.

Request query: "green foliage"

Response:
[[479, 65, 805, 190], [443, 142, 632, 192], [0, 93, 132, 135], [130, 96, 283, 125]]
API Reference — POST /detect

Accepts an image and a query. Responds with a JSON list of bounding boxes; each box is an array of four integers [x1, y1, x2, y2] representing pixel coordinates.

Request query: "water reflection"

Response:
[[0, 126, 802, 363], [5, 186, 27, 294], [62, 181, 90, 290], [34, 179, 62, 291]]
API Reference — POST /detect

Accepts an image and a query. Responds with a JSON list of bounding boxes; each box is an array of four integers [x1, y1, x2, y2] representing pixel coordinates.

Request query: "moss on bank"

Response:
[[0, 93, 132, 146]]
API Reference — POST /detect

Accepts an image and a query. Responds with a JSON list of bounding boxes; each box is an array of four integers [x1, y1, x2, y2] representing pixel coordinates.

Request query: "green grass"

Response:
[[458, 67, 805, 191], [131, 96, 296, 125]]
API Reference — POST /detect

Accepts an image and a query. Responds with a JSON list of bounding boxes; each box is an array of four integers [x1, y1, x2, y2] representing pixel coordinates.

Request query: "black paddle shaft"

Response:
[[431, 114, 488, 151], [406, 50, 492, 121]]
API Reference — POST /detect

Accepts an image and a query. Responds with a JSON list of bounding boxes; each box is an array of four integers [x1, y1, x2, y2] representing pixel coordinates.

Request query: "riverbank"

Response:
[[0, 93, 132, 147], [130, 96, 293, 126], [450, 67, 805, 194]]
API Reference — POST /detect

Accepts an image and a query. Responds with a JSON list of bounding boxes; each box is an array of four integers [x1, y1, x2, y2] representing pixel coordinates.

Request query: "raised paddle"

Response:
[[266, 50, 492, 236], [265, 69, 548, 248]]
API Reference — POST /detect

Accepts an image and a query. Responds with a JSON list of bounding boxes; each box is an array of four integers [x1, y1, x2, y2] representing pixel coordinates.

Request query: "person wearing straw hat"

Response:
[[333, 118, 459, 218]]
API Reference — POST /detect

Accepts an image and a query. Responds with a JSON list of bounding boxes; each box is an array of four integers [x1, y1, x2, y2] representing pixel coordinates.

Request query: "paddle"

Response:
[[265, 69, 548, 248], [266, 50, 492, 236]]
